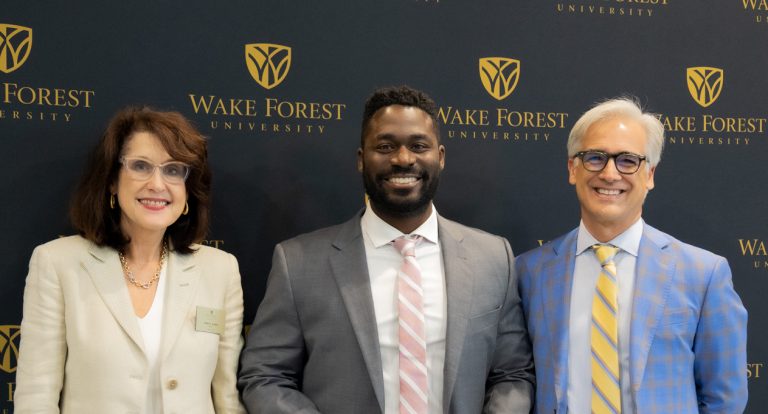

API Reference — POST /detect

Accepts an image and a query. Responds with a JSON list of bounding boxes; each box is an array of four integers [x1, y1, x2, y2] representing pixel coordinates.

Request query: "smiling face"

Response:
[[357, 105, 445, 224], [568, 115, 655, 241], [112, 131, 188, 241]]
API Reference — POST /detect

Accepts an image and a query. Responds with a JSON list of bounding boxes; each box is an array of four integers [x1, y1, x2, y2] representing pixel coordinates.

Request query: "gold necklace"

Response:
[[118, 241, 168, 289]]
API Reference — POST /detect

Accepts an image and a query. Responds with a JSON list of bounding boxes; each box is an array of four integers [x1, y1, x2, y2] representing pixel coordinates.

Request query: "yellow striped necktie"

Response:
[[591, 244, 621, 414]]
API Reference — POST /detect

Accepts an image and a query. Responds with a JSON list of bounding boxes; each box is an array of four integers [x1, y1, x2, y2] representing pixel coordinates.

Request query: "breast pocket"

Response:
[[661, 308, 696, 326], [656, 307, 697, 344], [467, 305, 502, 334]]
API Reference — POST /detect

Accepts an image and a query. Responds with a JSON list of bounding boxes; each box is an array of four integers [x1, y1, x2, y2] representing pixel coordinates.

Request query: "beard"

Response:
[[362, 165, 440, 217]]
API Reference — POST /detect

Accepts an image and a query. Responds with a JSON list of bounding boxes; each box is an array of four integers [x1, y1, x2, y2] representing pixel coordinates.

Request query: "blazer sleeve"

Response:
[[238, 243, 321, 414], [14, 244, 67, 413], [483, 238, 535, 414], [693, 257, 748, 414], [212, 252, 247, 414]]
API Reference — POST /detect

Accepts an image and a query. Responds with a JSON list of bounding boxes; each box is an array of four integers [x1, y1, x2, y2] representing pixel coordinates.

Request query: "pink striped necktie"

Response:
[[393, 235, 428, 414]]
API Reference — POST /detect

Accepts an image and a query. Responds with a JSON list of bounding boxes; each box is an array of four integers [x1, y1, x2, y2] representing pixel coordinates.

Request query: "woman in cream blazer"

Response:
[[14, 107, 246, 414]]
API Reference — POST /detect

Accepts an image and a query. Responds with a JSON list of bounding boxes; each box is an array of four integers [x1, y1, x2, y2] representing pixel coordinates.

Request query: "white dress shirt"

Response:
[[360, 204, 447, 414], [137, 264, 168, 414], [568, 219, 643, 414]]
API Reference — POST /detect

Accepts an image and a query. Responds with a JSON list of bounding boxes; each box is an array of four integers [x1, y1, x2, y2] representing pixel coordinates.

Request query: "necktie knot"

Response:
[[393, 235, 422, 258], [592, 244, 619, 266]]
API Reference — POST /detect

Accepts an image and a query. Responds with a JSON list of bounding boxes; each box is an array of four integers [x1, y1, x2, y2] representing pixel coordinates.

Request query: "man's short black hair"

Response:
[[361, 85, 440, 146]]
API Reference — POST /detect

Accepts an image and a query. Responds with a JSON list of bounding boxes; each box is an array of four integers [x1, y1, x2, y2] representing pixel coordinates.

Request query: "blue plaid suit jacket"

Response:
[[516, 223, 747, 413]]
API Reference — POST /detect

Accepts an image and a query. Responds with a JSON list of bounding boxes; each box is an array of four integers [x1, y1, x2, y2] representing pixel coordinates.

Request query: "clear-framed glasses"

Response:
[[572, 150, 647, 174], [119, 156, 191, 184]]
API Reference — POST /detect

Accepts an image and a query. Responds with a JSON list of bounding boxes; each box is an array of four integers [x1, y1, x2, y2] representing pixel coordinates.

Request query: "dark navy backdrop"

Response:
[[2, 1, 766, 412]]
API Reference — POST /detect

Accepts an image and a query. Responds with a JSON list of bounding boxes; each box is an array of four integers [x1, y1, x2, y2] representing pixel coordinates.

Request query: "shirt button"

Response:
[[167, 379, 178, 390]]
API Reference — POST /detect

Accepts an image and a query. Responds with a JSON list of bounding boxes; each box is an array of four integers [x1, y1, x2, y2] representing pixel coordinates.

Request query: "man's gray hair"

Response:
[[567, 97, 665, 167]]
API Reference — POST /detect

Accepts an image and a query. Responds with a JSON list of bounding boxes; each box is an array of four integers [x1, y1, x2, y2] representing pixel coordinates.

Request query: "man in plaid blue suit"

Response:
[[516, 98, 747, 413]]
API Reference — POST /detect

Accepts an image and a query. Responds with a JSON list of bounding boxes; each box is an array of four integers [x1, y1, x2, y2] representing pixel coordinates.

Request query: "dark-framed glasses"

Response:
[[119, 156, 191, 184], [573, 150, 647, 174]]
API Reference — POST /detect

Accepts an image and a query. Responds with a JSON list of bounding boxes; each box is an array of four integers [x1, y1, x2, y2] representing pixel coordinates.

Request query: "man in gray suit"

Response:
[[238, 86, 534, 413]]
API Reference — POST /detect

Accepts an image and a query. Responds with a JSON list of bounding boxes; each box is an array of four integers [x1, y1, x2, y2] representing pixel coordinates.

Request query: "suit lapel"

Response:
[[543, 229, 578, 408], [629, 224, 675, 391], [159, 249, 200, 362], [83, 243, 145, 353], [328, 213, 385, 413], [438, 217, 472, 409]]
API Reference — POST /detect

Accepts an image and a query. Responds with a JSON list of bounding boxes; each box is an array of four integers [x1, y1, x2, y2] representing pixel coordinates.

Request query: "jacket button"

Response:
[[167, 379, 178, 390]]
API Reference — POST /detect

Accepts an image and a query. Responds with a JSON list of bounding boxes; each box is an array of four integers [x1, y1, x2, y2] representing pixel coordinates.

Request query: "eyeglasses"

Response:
[[119, 156, 191, 184], [572, 150, 647, 174]]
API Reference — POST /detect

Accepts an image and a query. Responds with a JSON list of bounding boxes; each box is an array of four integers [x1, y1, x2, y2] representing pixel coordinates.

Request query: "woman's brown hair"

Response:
[[70, 106, 211, 254]]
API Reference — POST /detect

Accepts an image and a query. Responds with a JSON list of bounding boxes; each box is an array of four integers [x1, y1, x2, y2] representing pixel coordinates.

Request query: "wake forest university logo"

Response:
[[479, 57, 520, 100], [687, 67, 724, 108], [0, 325, 20, 374], [661, 65, 761, 147], [187, 42, 346, 135], [1, 23, 95, 124], [245, 43, 291, 90], [659, 66, 768, 146], [0, 23, 32, 74], [437, 56, 569, 144]]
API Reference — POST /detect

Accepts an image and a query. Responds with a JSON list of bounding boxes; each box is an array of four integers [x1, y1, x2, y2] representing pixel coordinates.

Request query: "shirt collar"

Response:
[[361, 200, 439, 248], [576, 218, 644, 257]]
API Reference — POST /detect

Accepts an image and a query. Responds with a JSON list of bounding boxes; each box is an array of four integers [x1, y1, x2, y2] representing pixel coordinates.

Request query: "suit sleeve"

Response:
[[14, 245, 67, 413], [238, 244, 321, 414], [212, 252, 247, 414], [483, 238, 535, 413], [694, 257, 748, 414]]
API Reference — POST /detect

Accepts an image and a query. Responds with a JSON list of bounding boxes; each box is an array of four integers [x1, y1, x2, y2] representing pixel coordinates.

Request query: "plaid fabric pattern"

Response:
[[516, 224, 748, 414]]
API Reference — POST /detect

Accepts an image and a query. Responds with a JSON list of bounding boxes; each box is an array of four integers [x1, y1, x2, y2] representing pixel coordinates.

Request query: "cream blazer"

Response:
[[14, 235, 246, 414]]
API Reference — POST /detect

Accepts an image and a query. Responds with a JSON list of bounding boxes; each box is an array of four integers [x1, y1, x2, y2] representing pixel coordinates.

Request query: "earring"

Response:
[[110, 194, 116, 209], [182, 201, 189, 215]]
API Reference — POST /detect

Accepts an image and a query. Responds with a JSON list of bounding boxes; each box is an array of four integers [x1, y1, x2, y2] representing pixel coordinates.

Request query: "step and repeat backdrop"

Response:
[[2, 1, 766, 412]]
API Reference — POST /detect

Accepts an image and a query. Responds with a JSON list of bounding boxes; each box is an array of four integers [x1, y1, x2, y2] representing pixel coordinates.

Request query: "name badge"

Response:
[[195, 306, 224, 335]]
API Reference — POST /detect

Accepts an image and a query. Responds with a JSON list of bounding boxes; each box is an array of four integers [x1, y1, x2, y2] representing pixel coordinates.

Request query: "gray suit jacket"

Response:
[[238, 211, 534, 413]]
